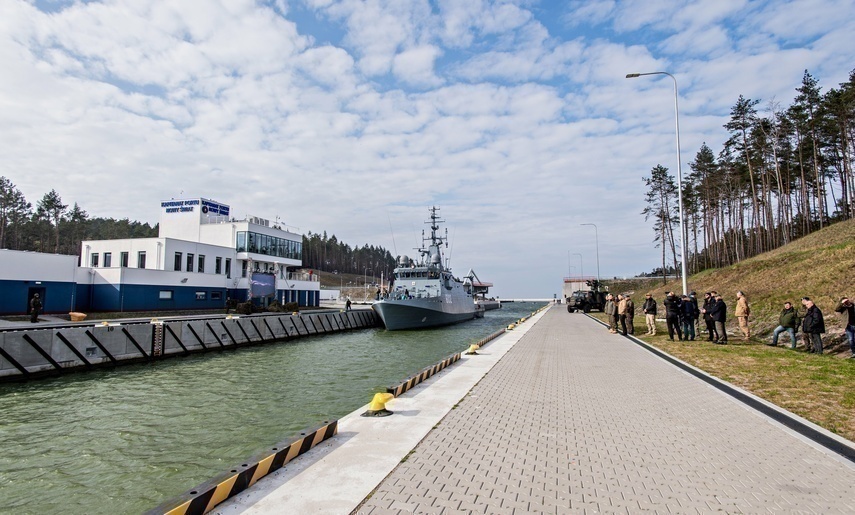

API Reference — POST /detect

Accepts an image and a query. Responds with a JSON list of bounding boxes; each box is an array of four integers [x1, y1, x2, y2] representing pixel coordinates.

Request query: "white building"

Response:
[[78, 198, 319, 311]]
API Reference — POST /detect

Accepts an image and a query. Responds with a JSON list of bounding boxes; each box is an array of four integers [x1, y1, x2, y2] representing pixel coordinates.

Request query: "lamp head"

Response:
[[626, 73, 640, 78]]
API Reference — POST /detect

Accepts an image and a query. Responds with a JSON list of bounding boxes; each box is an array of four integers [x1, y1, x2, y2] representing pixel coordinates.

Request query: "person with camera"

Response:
[[834, 296, 855, 358]]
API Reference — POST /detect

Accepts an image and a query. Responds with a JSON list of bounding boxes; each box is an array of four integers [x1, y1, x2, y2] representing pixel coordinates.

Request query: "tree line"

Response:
[[0, 179, 157, 256], [643, 68, 855, 278], [301, 230, 396, 281], [0, 179, 395, 278]]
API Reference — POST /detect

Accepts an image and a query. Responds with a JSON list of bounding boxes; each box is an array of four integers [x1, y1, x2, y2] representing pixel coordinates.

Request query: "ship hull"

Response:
[[372, 297, 476, 330]]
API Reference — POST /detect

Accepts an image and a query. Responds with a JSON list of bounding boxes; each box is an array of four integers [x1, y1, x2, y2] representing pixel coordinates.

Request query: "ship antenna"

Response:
[[387, 212, 397, 256]]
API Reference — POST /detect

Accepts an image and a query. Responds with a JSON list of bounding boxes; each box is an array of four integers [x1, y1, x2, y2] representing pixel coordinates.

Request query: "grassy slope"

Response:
[[616, 217, 855, 344], [599, 218, 855, 441]]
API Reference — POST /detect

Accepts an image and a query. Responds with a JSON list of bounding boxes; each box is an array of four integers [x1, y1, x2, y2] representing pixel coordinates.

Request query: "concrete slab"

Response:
[[211, 310, 547, 515]]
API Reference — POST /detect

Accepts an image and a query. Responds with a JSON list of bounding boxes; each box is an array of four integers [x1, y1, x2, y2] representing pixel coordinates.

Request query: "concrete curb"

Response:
[[584, 313, 855, 465]]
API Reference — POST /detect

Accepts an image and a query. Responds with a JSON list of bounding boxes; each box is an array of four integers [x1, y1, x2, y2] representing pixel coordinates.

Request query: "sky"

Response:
[[1, 0, 854, 298]]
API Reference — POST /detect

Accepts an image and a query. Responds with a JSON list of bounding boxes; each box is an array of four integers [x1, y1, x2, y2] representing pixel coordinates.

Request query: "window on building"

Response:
[[174, 252, 182, 271], [91, 253, 99, 267], [215, 257, 222, 274], [195, 291, 206, 300], [198, 255, 205, 273], [211, 291, 222, 300], [120, 252, 129, 267], [235, 231, 302, 260], [138, 251, 147, 269], [103, 252, 112, 267], [159, 290, 173, 300], [241, 260, 248, 278], [186, 253, 194, 272], [225, 258, 231, 279]]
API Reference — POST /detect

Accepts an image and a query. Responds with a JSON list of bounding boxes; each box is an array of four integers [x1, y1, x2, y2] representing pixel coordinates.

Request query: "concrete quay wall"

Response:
[[0, 309, 378, 381]]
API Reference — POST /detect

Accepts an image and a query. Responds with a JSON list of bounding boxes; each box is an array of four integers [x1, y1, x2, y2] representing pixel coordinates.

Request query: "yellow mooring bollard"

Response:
[[361, 392, 395, 417], [465, 344, 480, 355], [507, 323, 515, 330]]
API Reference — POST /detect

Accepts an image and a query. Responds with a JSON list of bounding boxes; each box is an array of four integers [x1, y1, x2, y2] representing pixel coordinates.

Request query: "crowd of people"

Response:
[[600, 290, 855, 359]]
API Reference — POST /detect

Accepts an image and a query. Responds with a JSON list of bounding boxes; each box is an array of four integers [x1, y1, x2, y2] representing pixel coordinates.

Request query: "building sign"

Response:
[[160, 199, 230, 216], [201, 199, 230, 216], [161, 199, 199, 213]]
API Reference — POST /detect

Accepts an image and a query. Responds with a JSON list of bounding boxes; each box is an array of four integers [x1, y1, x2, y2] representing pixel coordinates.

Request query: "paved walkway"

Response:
[[357, 307, 855, 514]]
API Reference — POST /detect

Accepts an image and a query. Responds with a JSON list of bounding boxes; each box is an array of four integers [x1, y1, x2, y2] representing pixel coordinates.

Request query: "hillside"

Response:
[[615, 218, 855, 351]]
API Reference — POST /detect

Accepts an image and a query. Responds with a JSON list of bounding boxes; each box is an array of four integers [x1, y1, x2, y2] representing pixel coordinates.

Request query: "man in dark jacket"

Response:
[[663, 292, 683, 341], [708, 293, 727, 344], [679, 294, 697, 340], [834, 297, 855, 358], [30, 293, 42, 323], [701, 292, 718, 341], [801, 297, 825, 354], [769, 301, 798, 348], [642, 293, 657, 335]]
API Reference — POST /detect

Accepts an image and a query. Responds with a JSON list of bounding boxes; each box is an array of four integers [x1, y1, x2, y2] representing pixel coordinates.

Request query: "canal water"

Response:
[[0, 302, 543, 514]]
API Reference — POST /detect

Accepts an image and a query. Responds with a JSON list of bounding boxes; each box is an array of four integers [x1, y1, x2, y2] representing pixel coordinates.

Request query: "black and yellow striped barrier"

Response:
[[387, 352, 461, 397], [473, 328, 506, 349], [147, 420, 338, 515]]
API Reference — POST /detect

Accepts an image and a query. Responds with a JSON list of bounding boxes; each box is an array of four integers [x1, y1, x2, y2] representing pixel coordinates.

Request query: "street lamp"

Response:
[[626, 71, 688, 296], [573, 252, 583, 279], [364, 267, 373, 301], [580, 223, 599, 283]]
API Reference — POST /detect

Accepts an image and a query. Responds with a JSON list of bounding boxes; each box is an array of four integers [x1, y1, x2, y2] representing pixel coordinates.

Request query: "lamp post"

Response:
[[573, 252, 583, 279], [580, 223, 599, 283], [364, 267, 373, 301], [626, 71, 688, 296]]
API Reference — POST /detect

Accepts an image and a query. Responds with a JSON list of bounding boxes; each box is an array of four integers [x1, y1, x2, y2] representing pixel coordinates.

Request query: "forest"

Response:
[[643, 69, 855, 277], [0, 181, 395, 276]]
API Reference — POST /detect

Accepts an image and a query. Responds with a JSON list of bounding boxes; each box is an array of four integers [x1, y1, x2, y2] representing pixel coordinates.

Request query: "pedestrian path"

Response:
[[358, 307, 855, 513]]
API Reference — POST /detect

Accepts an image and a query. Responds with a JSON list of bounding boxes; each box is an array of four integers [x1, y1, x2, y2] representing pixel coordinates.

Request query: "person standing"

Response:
[[663, 292, 683, 341], [604, 294, 616, 333], [625, 294, 635, 335], [834, 297, 855, 359], [709, 293, 727, 344], [642, 293, 657, 335], [735, 291, 751, 340], [618, 294, 629, 335], [29, 293, 42, 323], [689, 292, 700, 334], [769, 301, 799, 348], [701, 292, 718, 341], [345, 298, 352, 311], [801, 297, 825, 354], [679, 294, 697, 341]]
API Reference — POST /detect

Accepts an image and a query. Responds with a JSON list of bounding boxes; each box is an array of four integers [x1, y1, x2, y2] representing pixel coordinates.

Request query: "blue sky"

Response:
[[1, 0, 854, 297]]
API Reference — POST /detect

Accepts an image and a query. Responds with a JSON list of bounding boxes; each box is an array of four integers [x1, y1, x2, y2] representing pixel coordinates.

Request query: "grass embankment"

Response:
[[593, 314, 854, 441], [594, 219, 855, 441]]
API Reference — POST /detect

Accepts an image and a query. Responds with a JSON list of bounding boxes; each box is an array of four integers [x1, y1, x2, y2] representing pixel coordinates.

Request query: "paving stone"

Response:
[[357, 308, 855, 514]]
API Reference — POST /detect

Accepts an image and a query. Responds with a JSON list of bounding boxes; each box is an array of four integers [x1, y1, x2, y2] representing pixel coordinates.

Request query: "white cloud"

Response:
[[392, 45, 443, 86], [0, 0, 853, 296]]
